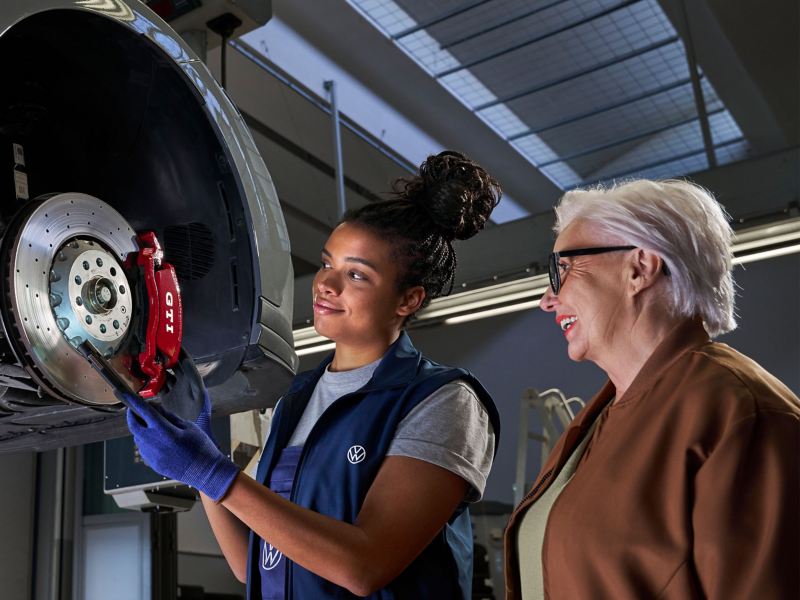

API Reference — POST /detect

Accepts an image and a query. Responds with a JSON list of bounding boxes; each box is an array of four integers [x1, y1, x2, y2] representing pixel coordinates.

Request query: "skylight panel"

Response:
[[348, 0, 749, 194]]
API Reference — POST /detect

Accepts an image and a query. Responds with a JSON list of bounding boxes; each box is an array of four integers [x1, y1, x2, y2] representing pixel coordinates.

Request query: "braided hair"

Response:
[[342, 151, 502, 315]]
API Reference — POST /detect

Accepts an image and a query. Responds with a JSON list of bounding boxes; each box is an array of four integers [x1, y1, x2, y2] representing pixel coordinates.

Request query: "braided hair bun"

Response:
[[343, 150, 502, 314], [396, 151, 501, 241]]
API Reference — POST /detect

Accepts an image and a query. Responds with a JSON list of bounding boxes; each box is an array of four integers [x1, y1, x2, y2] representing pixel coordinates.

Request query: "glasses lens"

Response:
[[548, 253, 559, 294]]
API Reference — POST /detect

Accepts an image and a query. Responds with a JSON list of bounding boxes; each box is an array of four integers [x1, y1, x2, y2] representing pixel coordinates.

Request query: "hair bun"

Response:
[[409, 151, 502, 241]]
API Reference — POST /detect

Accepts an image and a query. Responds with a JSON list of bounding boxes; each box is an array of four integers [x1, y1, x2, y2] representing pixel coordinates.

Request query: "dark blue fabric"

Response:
[[258, 445, 302, 600], [245, 332, 500, 600]]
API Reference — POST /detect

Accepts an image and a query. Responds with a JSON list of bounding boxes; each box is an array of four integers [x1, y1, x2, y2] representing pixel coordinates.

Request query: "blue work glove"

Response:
[[159, 351, 211, 437], [194, 389, 214, 440], [122, 392, 239, 502]]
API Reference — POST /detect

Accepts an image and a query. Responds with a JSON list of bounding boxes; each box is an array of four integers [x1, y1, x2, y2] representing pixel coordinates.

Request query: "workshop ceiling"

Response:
[[347, 0, 788, 188], [212, 0, 798, 316]]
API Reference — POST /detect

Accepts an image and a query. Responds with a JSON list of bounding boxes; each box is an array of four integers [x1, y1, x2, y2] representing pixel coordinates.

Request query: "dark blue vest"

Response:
[[245, 332, 500, 599]]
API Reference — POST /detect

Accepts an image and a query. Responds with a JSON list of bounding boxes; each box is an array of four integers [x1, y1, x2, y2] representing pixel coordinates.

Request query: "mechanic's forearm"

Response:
[[201, 492, 250, 583], [220, 472, 381, 595]]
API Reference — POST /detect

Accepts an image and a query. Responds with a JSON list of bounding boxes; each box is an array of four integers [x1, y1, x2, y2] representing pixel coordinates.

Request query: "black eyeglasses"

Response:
[[548, 246, 636, 295]]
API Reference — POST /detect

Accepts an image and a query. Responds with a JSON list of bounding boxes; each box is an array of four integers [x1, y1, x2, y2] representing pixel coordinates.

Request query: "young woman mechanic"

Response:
[[122, 151, 503, 599]]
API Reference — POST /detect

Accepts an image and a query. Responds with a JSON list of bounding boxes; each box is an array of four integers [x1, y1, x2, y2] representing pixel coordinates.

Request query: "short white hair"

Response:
[[554, 179, 736, 337]]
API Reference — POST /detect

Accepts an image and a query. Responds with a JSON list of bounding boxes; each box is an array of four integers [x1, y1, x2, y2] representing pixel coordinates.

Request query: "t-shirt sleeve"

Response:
[[387, 380, 495, 503]]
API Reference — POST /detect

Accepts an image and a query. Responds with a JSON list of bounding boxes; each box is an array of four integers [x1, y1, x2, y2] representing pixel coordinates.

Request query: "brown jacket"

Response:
[[504, 319, 800, 599]]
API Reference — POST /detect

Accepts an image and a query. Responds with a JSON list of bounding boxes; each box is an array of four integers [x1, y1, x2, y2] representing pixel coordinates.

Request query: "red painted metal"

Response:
[[134, 231, 183, 398]]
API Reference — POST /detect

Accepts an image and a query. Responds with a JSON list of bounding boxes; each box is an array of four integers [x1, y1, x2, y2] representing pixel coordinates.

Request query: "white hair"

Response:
[[554, 179, 736, 337]]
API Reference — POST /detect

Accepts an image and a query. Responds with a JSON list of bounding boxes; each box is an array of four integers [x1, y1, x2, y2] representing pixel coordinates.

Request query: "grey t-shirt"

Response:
[[284, 358, 494, 502]]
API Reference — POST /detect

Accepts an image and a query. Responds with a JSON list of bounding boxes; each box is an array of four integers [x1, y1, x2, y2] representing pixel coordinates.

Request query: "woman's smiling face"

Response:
[[540, 220, 632, 365], [312, 222, 418, 350]]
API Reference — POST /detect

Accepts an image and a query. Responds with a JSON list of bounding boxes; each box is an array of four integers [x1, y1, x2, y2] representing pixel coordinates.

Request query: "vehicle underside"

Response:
[[0, 6, 295, 453]]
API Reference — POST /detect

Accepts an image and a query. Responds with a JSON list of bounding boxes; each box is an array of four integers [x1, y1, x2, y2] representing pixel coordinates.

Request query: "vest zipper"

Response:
[[283, 387, 369, 599]]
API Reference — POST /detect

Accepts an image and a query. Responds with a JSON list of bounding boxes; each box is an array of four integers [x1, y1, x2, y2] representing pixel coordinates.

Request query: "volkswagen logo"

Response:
[[347, 445, 366, 464], [262, 542, 283, 571]]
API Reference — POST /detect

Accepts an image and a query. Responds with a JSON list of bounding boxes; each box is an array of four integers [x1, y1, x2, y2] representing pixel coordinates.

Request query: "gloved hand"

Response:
[[159, 350, 209, 434], [193, 389, 214, 440], [122, 392, 239, 502]]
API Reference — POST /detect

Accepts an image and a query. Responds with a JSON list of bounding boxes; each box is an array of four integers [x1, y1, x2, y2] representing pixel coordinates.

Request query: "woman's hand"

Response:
[[158, 350, 210, 428], [122, 392, 239, 502]]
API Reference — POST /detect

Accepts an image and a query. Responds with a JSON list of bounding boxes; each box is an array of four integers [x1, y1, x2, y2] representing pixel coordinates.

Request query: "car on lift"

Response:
[[0, 0, 297, 453]]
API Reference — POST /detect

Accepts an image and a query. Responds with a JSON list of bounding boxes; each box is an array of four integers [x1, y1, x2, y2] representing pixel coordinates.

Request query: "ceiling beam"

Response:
[[274, 0, 563, 214], [657, 0, 798, 152]]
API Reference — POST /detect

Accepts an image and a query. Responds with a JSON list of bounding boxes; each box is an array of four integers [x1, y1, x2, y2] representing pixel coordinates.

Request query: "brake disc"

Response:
[[2, 192, 143, 406]]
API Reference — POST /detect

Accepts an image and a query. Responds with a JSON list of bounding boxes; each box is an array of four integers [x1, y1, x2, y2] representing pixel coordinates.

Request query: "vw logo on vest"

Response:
[[347, 445, 366, 464], [262, 542, 283, 570]]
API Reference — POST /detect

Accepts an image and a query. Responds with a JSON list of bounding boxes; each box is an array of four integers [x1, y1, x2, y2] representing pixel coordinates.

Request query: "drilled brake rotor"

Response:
[[3, 193, 143, 406]]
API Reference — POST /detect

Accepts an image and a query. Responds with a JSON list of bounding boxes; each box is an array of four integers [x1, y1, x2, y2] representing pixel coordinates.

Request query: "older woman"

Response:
[[504, 179, 799, 599]]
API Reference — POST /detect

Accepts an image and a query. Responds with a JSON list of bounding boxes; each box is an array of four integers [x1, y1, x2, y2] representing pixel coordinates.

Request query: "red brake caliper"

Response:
[[133, 231, 183, 398]]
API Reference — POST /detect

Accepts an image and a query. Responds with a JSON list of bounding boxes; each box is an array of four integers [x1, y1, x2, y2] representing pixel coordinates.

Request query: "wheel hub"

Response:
[[50, 238, 133, 357]]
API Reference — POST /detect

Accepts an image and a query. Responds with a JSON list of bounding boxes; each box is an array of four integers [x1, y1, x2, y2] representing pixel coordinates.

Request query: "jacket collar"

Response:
[[616, 316, 710, 406], [573, 317, 710, 429], [287, 331, 422, 396], [506, 318, 709, 533]]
